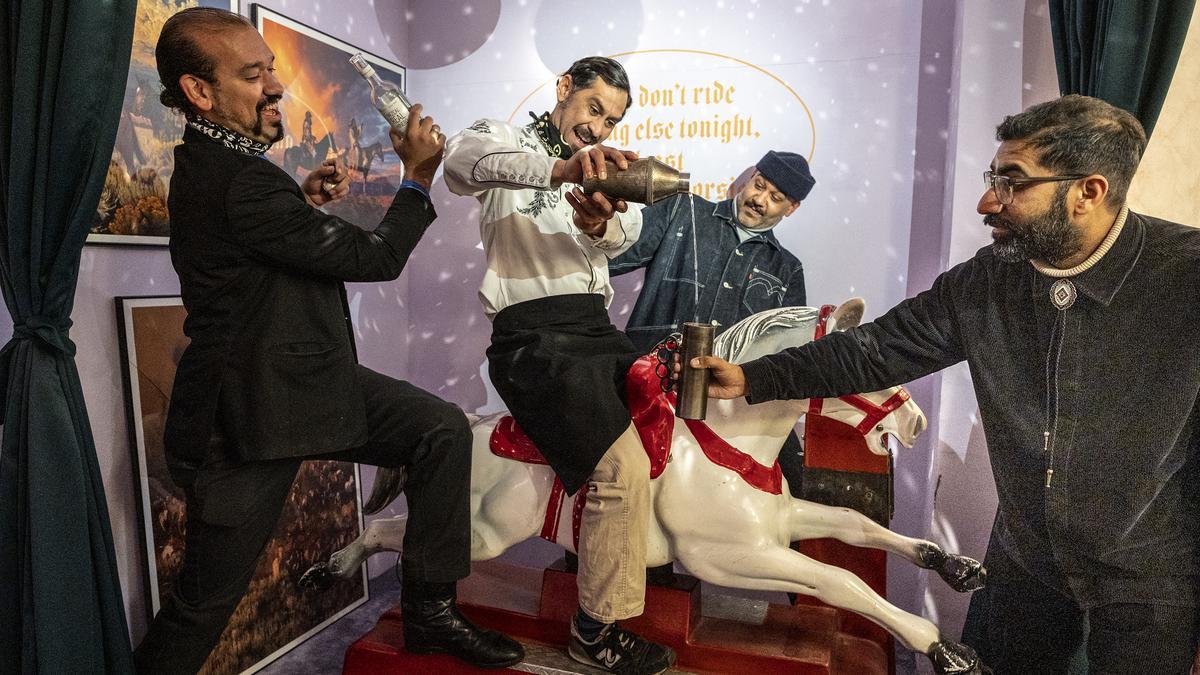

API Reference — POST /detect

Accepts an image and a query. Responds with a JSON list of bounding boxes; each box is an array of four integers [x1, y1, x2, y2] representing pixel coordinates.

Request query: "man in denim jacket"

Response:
[[609, 150, 815, 354]]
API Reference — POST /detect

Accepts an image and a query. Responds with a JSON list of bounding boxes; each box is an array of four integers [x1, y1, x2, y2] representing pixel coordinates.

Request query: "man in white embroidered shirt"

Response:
[[444, 57, 675, 674]]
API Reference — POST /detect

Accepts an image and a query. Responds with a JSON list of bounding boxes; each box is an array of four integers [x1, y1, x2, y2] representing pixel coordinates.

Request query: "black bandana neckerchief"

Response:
[[527, 111, 573, 159], [185, 112, 272, 157]]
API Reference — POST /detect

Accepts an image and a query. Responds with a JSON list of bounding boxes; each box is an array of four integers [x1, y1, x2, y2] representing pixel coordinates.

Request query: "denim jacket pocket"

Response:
[[742, 267, 788, 314]]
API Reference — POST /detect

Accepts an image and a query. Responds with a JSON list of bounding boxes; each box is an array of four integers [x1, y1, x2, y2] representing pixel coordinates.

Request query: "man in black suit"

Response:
[[133, 8, 522, 672]]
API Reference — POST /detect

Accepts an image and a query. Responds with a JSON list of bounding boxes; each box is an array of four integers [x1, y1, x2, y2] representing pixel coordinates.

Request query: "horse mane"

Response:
[[714, 306, 819, 364]]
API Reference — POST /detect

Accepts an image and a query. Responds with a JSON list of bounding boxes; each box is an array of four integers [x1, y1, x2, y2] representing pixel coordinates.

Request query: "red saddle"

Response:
[[488, 352, 786, 547], [489, 354, 782, 490]]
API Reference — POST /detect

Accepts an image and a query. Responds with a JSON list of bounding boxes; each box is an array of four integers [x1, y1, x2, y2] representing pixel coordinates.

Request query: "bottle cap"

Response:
[[349, 53, 375, 78]]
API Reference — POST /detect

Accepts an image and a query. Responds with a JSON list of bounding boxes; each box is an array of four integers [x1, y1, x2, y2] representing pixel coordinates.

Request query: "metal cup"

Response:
[[581, 157, 691, 205], [676, 322, 714, 420]]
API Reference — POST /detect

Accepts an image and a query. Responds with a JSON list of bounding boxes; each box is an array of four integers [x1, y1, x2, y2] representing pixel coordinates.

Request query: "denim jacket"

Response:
[[610, 195, 805, 353]]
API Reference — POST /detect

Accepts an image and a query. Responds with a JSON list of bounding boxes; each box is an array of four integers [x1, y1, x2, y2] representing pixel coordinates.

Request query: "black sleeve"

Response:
[[224, 160, 436, 282], [741, 261, 970, 402]]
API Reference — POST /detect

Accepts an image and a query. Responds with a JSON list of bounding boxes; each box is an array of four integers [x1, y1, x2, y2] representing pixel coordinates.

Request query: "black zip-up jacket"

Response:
[[742, 209, 1200, 608]]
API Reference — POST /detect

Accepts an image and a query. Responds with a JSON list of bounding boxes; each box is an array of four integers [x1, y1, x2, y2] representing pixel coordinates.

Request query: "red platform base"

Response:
[[344, 562, 888, 674]]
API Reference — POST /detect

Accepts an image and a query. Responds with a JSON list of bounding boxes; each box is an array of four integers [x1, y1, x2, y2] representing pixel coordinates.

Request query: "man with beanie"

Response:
[[610, 150, 815, 354], [609, 151, 815, 507]]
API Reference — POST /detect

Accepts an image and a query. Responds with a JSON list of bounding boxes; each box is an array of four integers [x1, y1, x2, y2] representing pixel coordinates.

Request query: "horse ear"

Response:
[[827, 298, 865, 332]]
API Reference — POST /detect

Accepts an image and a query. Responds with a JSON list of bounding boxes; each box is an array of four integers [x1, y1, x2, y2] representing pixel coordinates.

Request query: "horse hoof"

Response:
[[918, 544, 986, 592], [300, 562, 335, 591], [940, 553, 986, 592], [928, 639, 987, 674]]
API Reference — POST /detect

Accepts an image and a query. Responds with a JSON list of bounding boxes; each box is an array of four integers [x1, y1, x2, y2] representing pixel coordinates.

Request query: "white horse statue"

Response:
[[304, 301, 987, 674]]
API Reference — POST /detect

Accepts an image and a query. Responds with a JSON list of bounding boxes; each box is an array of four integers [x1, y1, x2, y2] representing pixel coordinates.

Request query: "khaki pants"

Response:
[[576, 424, 651, 623]]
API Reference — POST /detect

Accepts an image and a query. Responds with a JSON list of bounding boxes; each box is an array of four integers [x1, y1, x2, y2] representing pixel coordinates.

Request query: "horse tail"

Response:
[[363, 466, 407, 514]]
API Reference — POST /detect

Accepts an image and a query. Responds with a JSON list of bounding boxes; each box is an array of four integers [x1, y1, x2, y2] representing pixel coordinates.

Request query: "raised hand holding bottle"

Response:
[[349, 53, 411, 130]]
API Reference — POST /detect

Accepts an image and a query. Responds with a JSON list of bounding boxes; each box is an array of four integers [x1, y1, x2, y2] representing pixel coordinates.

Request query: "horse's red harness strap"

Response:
[[539, 478, 590, 549], [571, 484, 587, 552], [814, 304, 836, 340], [491, 416, 548, 464], [540, 478, 566, 541], [806, 304, 909, 435], [682, 416, 783, 495], [807, 305, 838, 418], [839, 389, 911, 434]]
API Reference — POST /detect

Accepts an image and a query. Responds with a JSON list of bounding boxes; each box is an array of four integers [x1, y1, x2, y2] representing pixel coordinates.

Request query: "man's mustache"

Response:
[[573, 125, 596, 144], [257, 95, 282, 112], [984, 213, 1013, 230]]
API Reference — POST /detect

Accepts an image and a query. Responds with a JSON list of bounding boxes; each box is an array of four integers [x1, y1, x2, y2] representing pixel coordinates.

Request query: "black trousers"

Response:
[[962, 540, 1199, 675], [133, 366, 472, 675]]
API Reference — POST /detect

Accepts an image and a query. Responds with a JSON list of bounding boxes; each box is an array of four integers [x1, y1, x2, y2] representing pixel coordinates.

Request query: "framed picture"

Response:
[[90, 0, 238, 245], [251, 4, 408, 230], [116, 296, 368, 674]]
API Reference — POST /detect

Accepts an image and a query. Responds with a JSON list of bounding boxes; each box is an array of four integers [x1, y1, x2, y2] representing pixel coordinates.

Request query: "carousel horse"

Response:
[[303, 300, 987, 674]]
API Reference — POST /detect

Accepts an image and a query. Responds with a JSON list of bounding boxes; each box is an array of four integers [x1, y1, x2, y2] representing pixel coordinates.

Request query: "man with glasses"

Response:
[[681, 95, 1200, 674]]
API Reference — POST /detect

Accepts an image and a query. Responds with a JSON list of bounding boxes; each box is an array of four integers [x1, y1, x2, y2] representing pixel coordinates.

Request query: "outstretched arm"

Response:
[[442, 119, 557, 196], [443, 118, 635, 195], [687, 263, 971, 401]]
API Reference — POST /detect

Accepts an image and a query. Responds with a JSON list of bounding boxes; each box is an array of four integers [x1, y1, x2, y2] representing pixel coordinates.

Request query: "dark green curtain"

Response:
[[0, 1, 136, 672], [1049, 0, 1196, 137]]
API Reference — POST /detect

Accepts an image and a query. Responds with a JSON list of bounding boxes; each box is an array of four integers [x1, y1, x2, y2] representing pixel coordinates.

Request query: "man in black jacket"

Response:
[[687, 95, 1200, 674], [133, 8, 521, 672]]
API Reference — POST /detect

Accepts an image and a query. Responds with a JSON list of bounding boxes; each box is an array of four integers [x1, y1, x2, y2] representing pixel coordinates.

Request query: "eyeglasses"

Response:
[[983, 170, 1090, 205]]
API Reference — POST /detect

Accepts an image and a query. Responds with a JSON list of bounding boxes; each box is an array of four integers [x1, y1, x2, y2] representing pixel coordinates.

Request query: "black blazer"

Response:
[[163, 126, 435, 485]]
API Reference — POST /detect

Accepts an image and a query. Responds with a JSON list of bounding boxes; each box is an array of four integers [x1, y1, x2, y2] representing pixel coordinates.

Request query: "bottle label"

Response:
[[379, 99, 409, 129]]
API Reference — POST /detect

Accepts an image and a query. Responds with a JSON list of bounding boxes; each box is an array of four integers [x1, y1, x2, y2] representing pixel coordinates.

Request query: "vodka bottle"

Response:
[[349, 53, 411, 130]]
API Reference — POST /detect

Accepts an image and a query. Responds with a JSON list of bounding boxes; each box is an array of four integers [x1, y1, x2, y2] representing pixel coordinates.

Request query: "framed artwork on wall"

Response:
[[251, 4, 408, 231], [116, 296, 368, 674], [89, 0, 237, 246]]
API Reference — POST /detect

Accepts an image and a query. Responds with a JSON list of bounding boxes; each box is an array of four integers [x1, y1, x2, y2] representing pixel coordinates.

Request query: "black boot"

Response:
[[402, 580, 525, 668]]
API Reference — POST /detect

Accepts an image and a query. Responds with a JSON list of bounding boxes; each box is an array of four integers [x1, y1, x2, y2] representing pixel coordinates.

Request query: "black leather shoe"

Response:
[[402, 587, 524, 668]]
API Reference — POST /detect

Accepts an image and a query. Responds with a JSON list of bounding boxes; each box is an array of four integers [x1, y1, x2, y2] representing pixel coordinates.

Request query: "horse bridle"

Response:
[[807, 305, 909, 438]]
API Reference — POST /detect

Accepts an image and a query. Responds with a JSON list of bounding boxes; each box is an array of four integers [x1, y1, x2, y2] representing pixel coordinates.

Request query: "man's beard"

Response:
[[252, 96, 285, 144], [986, 186, 1082, 264]]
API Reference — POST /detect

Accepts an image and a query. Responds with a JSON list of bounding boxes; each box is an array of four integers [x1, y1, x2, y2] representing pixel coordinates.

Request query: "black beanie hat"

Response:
[[755, 150, 815, 202]]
